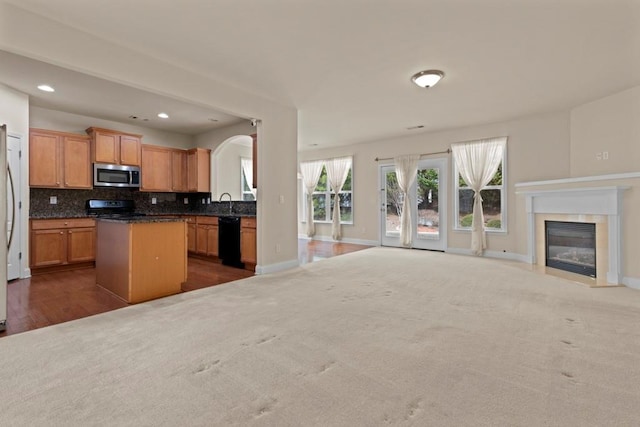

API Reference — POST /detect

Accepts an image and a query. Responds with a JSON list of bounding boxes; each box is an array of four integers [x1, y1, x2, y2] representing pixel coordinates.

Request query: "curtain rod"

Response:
[[374, 148, 451, 162]]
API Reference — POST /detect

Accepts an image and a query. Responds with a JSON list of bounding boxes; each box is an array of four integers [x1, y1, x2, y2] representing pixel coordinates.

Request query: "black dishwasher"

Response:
[[218, 216, 244, 268]]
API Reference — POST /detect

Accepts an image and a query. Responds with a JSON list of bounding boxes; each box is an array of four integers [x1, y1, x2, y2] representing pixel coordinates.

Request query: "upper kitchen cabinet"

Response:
[[187, 148, 211, 193], [171, 149, 188, 192], [86, 127, 142, 166], [140, 144, 172, 192], [29, 128, 92, 189]]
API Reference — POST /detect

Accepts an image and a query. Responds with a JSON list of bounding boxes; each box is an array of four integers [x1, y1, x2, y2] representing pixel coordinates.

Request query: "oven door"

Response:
[[94, 163, 140, 188]]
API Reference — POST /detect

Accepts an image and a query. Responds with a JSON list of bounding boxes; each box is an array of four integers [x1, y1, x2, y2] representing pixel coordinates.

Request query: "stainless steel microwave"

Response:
[[93, 163, 140, 188]]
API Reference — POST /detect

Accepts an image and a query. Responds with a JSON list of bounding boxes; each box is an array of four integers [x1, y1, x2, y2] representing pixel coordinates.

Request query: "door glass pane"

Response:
[[385, 170, 402, 236], [417, 167, 439, 240]]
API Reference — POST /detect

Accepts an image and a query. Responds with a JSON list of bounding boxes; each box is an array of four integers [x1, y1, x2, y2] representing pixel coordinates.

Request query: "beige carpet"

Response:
[[1, 247, 640, 426]]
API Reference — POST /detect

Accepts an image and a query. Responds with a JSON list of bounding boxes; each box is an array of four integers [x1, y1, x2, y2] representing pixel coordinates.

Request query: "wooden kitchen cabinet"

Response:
[[96, 219, 187, 304], [187, 148, 211, 192], [140, 144, 172, 191], [195, 216, 218, 257], [241, 216, 257, 270], [185, 216, 197, 253], [30, 218, 96, 273], [29, 129, 92, 189], [86, 127, 142, 166], [171, 149, 188, 192]]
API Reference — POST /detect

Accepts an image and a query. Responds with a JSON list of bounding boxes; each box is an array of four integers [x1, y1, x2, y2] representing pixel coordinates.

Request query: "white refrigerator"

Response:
[[0, 124, 7, 332]]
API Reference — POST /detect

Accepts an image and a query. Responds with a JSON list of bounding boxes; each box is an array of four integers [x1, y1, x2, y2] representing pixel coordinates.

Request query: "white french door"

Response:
[[380, 158, 447, 251]]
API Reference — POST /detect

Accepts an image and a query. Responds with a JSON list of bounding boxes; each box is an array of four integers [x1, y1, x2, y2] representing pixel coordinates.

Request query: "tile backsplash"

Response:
[[30, 188, 256, 218]]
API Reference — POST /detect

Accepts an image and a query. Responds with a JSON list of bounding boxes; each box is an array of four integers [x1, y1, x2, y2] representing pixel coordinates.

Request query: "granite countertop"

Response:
[[30, 212, 256, 220], [96, 217, 187, 224]]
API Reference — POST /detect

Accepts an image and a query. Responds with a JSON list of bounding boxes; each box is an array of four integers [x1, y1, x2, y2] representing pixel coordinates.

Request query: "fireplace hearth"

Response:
[[545, 221, 596, 277]]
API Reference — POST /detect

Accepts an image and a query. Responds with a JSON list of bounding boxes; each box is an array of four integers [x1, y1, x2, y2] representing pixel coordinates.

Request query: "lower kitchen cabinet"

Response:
[[185, 216, 197, 253], [30, 218, 96, 272], [195, 216, 218, 257], [240, 217, 257, 270]]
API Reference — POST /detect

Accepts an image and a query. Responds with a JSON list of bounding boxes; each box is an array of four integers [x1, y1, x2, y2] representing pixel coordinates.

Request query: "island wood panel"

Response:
[[96, 220, 186, 304], [95, 221, 132, 302], [129, 221, 186, 303]]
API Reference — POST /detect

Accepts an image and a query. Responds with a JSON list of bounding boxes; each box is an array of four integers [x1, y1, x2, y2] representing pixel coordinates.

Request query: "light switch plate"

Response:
[[183, 198, 189, 204], [49, 196, 57, 205], [151, 197, 157, 205]]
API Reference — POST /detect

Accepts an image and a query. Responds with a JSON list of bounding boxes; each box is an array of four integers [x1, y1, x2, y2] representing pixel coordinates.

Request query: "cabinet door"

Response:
[[63, 135, 92, 188], [196, 224, 209, 254], [141, 145, 172, 191], [187, 148, 211, 192], [94, 131, 119, 164], [187, 223, 197, 253], [240, 226, 257, 264], [31, 229, 66, 267], [171, 150, 188, 192], [67, 227, 96, 263], [206, 225, 219, 257], [119, 135, 141, 166], [29, 131, 61, 187]]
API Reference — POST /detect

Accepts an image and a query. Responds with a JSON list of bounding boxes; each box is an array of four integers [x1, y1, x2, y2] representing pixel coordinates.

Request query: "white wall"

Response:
[[299, 111, 571, 256], [0, 3, 299, 272], [0, 83, 30, 278], [570, 85, 640, 177], [30, 106, 195, 149]]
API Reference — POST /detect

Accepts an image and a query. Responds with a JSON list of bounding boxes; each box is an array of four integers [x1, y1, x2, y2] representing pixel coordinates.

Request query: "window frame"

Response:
[[302, 159, 354, 225], [452, 143, 507, 233]]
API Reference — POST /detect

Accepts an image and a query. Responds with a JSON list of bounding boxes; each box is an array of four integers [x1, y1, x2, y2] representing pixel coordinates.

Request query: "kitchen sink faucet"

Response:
[[219, 192, 233, 214]]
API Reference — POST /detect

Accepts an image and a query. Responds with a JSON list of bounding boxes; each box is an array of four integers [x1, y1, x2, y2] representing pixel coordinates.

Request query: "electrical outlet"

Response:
[[201, 198, 205, 204], [596, 152, 602, 160], [275, 243, 282, 253], [151, 197, 157, 205], [207, 197, 211, 204], [183, 198, 189, 204], [49, 196, 57, 205], [279, 195, 284, 204], [603, 151, 609, 160]]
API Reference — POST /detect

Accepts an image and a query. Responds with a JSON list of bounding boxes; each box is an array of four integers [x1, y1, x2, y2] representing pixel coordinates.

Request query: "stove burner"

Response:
[[86, 199, 144, 218]]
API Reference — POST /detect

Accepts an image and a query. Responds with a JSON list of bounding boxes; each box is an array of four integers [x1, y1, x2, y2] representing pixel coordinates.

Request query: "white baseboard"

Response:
[[622, 276, 640, 290], [446, 247, 529, 263], [22, 267, 31, 279], [298, 234, 379, 247], [255, 259, 300, 275]]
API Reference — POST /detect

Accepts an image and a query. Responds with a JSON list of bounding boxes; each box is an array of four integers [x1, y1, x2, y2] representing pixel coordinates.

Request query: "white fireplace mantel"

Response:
[[518, 186, 629, 284]]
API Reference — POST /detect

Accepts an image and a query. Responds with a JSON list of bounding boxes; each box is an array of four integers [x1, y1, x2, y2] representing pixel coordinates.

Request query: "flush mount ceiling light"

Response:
[[411, 70, 444, 88], [157, 112, 169, 119], [37, 84, 55, 92]]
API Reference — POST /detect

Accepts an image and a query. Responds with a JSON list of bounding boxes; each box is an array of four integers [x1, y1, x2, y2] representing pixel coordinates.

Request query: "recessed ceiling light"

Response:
[[37, 84, 55, 92], [157, 112, 169, 119], [411, 70, 444, 88]]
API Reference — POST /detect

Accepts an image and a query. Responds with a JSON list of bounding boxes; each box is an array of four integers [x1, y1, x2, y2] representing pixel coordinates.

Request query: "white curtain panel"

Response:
[[394, 154, 420, 247], [300, 160, 324, 237], [325, 156, 352, 240], [452, 137, 506, 256], [241, 157, 257, 198]]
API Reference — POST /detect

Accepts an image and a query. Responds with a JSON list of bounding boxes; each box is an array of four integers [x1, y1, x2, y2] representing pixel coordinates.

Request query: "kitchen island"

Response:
[[96, 217, 187, 303]]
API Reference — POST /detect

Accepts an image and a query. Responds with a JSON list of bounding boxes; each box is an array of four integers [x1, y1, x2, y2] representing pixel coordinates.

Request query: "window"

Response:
[[453, 144, 506, 232], [241, 157, 255, 201], [304, 161, 353, 224]]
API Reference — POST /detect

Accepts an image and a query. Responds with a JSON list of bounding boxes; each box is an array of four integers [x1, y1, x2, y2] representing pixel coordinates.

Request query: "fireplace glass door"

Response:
[[545, 221, 596, 277]]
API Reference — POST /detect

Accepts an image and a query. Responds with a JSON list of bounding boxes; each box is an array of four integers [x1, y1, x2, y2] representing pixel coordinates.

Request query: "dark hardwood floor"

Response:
[[1, 240, 371, 337]]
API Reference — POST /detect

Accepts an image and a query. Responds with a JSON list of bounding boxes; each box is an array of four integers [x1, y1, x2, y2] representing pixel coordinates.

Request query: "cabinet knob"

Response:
[[60, 231, 64, 235]]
